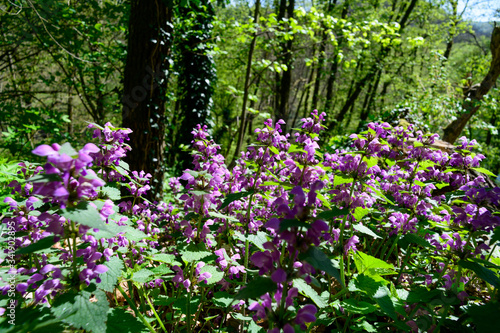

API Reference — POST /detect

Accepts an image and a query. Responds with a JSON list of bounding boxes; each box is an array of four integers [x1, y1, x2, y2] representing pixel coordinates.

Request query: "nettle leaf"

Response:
[[98, 257, 123, 292], [51, 287, 109, 333], [354, 251, 396, 277], [299, 247, 342, 285], [213, 291, 236, 308], [334, 174, 353, 186], [340, 299, 377, 314], [209, 211, 237, 221], [248, 231, 268, 251], [406, 287, 442, 303], [279, 219, 310, 231], [131, 268, 155, 284], [150, 253, 178, 264], [173, 295, 201, 315], [235, 277, 277, 300], [106, 308, 148, 333], [181, 243, 212, 263], [491, 226, 500, 245], [25, 173, 62, 184], [220, 190, 255, 210], [100, 186, 121, 200], [293, 278, 328, 309], [355, 274, 388, 296], [353, 224, 380, 239], [199, 265, 224, 285], [467, 301, 500, 332], [352, 207, 370, 221], [471, 167, 497, 177], [15, 236, 55, 255], [150, 264, 173, 276], [372, 286, 397, 320], [398, 233, 433, 250], [123, 227, 149, 242], [317, 207, 349, 220], [58, 142, 77, 156], [61, 202, 110, 231], [458, 259, 500, 288]]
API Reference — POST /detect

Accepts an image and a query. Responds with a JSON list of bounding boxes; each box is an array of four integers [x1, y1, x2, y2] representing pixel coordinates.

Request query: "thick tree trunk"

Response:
[[122, 0, 173, 200], [442, 26, 500, 144]]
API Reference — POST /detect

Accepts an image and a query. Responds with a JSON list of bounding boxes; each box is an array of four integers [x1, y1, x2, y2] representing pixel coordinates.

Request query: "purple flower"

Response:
[[344, 235, 360, 255], [295, 304, 317, 329]]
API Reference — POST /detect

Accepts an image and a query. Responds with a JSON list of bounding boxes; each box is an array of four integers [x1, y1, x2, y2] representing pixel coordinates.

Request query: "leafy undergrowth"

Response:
[[1, 111, 499, 333]]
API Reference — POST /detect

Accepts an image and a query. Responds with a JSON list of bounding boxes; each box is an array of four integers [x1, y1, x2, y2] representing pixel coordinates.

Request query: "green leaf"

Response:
[[58, 143, 77, 156], [123, 227, 148, 242], [61, 202, 109, 231], [372, 286, 397, 320], [235, 277, 277, 300], [471, 167, 497, 177], [106, 308, 148, 333], [213, 291, 236, 308], [100, 186, 121, 200], [268, 146, 279, 155], [467, 301, 500, 333], [354, 251, 396, 277], [406, 287, 442, 303], [352, 207, 369, 221], [353, 224, 380, 239], [98, 257, 123, 292], [181, 244, 212, 263], [317, 207, 349, 220], [334, 174, 353, 186], [209, 211, 237, 221], [220, 190, 255, 210], [25, 173, 62, 184], [150, 253, 178, 265], [199, 265, 224, 285], [173, 295, 200, 315], [279, 219, 310, 231], [51, 287, 109, 333], [458, 259, 500, 288], [398, 233, 433, 250], [299, 247, 342, 285], [293, 278, 328, 308], [132, 269, 154, 284], [247, 231, 268, 251], [15, 236, 55, 255], [150, 264, 173, 276], [340, 299, 377, 314]]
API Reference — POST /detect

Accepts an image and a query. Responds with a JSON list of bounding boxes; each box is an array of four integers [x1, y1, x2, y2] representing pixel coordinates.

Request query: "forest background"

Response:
[[1, 0, 499, 199]]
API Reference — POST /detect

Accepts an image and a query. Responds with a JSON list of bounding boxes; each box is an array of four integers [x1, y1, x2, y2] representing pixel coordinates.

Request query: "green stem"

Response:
[[384, 233, 401, 261], [117, 284, 156, 333], [144, 288, 167, 332], [396, 245, 413, 283]]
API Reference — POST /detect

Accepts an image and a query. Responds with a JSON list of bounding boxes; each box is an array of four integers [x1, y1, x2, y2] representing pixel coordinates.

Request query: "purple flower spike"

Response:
[[271, 268, 287, 283], [344, 235, 360, 255], [295, 304, 317, 329]]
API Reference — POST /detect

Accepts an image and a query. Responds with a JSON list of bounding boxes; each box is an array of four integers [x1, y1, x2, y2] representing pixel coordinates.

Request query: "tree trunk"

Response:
[[232, 0, 260, 166], [122, 0, 173, 200], [442, 26, 500, 143]]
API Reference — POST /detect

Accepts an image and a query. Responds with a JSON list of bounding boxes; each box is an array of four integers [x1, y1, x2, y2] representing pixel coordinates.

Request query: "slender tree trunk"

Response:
[[122, 0, 173, 199], [443, 26, 500, 143], [232, 0, 260, 165]]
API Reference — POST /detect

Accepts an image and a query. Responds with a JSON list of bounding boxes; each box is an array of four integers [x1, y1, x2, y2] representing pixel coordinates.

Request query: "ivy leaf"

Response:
[[293, 278, 328, 309], [106, 308, 148, 333], [51, 287, 109, 333], [220, 190, 255, 210], [235, 277, 277, 300], [98, 257, 123, 292]]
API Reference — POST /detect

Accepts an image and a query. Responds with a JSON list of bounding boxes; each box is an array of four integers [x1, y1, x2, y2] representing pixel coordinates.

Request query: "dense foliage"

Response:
[[1, 112, 499, 332]]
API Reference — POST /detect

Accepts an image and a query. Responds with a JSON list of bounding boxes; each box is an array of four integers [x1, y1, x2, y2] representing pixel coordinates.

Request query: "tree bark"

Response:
[[442, 26, 500, 144], [122, 0, 173, 199]]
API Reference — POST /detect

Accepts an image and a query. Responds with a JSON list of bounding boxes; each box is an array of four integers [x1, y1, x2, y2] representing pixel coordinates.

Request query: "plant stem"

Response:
[[117, 284, 156, 333], [144, 288, 167, 332]]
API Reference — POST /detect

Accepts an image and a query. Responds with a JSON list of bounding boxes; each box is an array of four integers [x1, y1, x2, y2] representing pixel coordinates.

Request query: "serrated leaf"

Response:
[[58, 143, 77, 156], [51, 287, 109, 333], [235, 277, 277, 299], [181, 244, 212, 263], [100, 186, 121, 200], [132, 269, 154, 284], [458, 259, 500, 288], [354, 251, 395, 277], [106, 308, 148, 333], [248, 231, 268, 251], [471, 167, 497, 177], [98, 257, 123, 292], [352, 207, 369, 221], [209, 211, 237, 221], [299, 247, 342, 285], [61, 202, 109, 231], [123, 227, 148, 242], [15, 236, 55, 255], [353, 224, 380, 239], [150, 264, 173, 276], [317, 207, 349, 220], [220, 190, 255, 210], [398, 233, 433, 250], [372, 286, 397, 320], [25, 173, 62, 184], [268, 146, 279, 155], [173, 295, 200, 315], [293, 279, 328, 308], [467, 301, 500, 332], [199, 265, 224, 285], [151, 254, 177, 264], [118, 160, 130, 171], [341, 299, 377, 314], [213, 291, 236, 308], [334, 174, 353, 186]]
